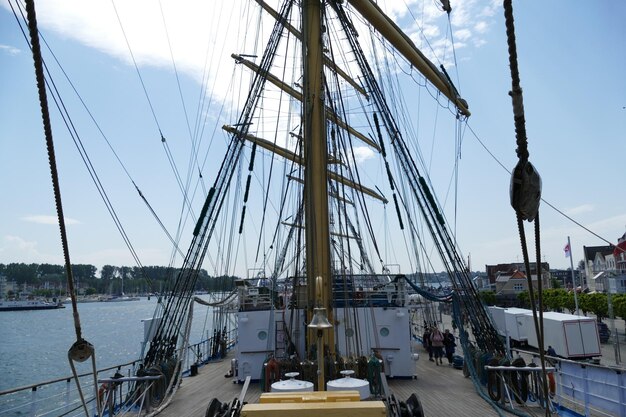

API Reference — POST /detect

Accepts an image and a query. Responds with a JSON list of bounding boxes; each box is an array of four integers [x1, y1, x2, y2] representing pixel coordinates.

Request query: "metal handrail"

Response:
[[0, 360, 137, 396]]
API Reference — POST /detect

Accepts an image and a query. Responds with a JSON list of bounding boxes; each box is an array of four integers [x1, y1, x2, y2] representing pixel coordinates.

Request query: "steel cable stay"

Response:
[[323, 94, 386, 268], [374, 49, 428, 272], [111, 0, 199, 220], [254, 139, 295, 280], [11, 0, 206, 294]]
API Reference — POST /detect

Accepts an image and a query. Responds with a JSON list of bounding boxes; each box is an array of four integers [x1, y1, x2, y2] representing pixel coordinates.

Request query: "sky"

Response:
[[0, 0, 624, 277]]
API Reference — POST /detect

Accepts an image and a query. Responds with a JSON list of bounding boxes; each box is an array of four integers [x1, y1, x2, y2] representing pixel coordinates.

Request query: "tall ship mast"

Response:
[[135, 0, 505, 407]]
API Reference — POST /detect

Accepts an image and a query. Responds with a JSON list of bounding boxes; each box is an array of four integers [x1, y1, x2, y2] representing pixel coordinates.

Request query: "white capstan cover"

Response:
[[327, 370, 370, 399], [271, 372, 314, 392]]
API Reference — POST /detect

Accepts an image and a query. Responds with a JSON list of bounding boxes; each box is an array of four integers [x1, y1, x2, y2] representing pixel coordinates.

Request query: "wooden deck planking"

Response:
[[387, 361, 504, 417], [159, 359, 262, 416], [159, 354, 519, 417]]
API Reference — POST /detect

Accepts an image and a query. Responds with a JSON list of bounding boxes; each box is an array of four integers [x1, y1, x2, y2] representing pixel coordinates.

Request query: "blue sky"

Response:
[[0, 0, 624, 276]]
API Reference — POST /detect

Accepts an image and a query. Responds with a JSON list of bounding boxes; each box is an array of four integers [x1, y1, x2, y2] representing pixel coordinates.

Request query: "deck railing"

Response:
[[0, 330, 238, 417], [182, 328, 238, 376], [0, 361, 137, 417], [512, 349, 626, 417]]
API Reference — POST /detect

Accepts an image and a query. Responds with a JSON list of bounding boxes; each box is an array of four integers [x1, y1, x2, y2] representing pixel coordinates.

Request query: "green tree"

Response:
[[562, 290, 578, 314], [39, 263, 64, 276], [579, 292, 608, 321], [4, 263, 39, 284], [613, 294, 626, 322], [72, 264, 97, 281], [517, 291, 529, 308], [542, 289, 566, 312], [480, 291, 496, 305], [100, 265, 116, 281]]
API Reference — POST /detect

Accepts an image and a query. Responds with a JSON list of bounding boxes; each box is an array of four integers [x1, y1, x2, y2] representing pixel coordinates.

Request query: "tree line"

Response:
[[480, 288, 626, 323], [0, 263, 237, 297]]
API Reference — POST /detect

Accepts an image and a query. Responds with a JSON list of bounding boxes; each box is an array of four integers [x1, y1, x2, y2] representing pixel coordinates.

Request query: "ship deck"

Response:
[[159, 352, 520, 417]]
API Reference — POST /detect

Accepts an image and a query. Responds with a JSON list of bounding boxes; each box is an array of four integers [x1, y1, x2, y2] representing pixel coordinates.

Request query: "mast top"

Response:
[[348, 0, 470, 117]]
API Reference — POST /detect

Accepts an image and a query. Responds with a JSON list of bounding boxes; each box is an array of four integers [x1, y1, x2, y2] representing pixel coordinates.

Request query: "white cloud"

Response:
[[0, 235, 61, 264], [474, 21, 488, 34], [564, 204, 594, 216], [2, 0, 497, 114], [21, 215, 80, 225], [3, 235, 38, 252], [352, 146, 376, 164], [3, 0, 260, 112], [0, 44, 21, 55], [380, 0, 496, 71], [586, 214, 626, 239], [420, 24, 441, 40], [454, 29, 472, 42]]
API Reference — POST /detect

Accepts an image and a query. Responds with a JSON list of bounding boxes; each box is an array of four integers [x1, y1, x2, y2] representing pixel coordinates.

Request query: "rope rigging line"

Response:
[[351, 6, 461, 120], [503, 1, 550, 415], [11, 0, 156, 287], [23, 1, 99, 415], [157, 0, 211, 240], [320, 58, 385, 269], [465, 123, 620, 248], [267, 129, 304, 279], [250, 32, 299, 267], [375, 62, 439, 276], [320, 47, 379, 273], [109, 0, 162, 134], [110, 0, 201, 265], [139, 0, 298, 397], [334, 1, 505, 357], [19, 0, 203, 289]]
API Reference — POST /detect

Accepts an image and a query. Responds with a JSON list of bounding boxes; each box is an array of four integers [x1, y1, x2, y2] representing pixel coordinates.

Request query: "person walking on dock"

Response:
[[423, 327, 433, 361], [430, 327, 445, 365], [443, 329, 456, 365]]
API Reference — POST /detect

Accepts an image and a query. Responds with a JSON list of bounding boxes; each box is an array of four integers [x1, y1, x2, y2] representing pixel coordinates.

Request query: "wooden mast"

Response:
[[302, 0, 334, 388]]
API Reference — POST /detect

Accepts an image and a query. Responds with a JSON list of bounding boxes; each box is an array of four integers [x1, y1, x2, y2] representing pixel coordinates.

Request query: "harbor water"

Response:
[[0, 297, 217, 392]]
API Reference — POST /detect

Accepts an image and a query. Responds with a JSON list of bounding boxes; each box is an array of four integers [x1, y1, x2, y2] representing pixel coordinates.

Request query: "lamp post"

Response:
[[567, 236, 580, 315], [607, 276, 621, 365]]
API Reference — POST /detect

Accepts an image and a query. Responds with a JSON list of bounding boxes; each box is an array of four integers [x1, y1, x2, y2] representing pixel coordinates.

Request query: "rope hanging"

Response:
[[24, 1, 99, 415], [503, 1, 551, 415]]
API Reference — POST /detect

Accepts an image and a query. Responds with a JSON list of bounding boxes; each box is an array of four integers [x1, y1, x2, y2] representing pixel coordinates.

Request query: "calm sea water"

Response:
[[0, 297, 216, 392]]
